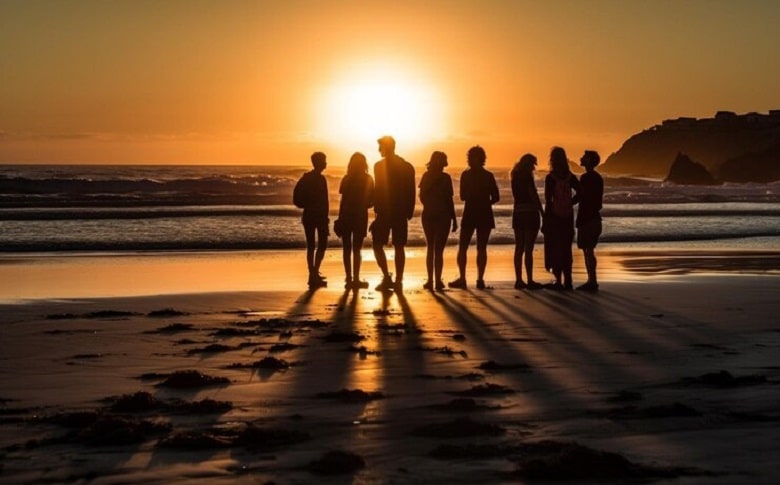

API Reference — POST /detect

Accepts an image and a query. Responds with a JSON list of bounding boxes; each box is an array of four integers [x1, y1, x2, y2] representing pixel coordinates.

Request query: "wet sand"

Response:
[[1, 246, 779, 483]]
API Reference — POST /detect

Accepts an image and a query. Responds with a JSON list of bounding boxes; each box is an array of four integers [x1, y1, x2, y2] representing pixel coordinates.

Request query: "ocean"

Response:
[[1, 164, 779, 252]]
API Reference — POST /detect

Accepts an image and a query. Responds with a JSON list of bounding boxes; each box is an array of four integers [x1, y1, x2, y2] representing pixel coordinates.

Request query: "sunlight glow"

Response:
[[316, 65, 445, 152]]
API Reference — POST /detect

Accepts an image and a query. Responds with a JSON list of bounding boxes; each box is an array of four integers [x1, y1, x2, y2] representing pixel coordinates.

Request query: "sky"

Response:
[[1, 0, 779, 167]]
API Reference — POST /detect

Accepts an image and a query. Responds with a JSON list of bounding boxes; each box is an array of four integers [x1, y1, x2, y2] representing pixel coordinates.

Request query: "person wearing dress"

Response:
[[543, 146, 580, 290]]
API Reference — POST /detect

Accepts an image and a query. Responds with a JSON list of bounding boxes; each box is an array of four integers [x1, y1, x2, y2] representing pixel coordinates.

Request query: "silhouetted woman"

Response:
[[419, 151, 457, 291], [543, 146, 580, 290], [511, 153, 544, 290], [450, 146, 500, 290], [337, 152, 374, 289]]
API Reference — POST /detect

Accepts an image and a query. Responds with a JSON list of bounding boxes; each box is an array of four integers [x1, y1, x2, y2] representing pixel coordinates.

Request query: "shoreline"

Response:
[[1, 243, 780, 302]]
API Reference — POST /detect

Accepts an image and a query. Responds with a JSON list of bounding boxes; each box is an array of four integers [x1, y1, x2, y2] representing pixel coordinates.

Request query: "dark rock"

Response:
[[315, 389, 384, 403], [427, 398, 499, 412], [322, 331, 365, 343], [512, 440, 709, 480], [110, 391, 162, 413], [306, 450, 365, 475], [664, 153, 719, 185], [450, 383, 515, 397], [681, 370, 767, 388], [145, 323, 195, 334], [476, 360, 531, 372], [186, 343, 236, 355], [603, 110, 780, 178], [157, 430, 230, 450], [156, 370, 230, 389], [147, 308, 189, 318]]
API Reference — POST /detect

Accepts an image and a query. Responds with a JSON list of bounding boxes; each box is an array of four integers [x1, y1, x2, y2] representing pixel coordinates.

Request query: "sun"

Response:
[[315, 65, 445, 154]]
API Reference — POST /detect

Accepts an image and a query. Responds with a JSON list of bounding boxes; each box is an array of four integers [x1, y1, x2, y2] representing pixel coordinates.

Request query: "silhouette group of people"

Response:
[[293, 137, 603, 293]]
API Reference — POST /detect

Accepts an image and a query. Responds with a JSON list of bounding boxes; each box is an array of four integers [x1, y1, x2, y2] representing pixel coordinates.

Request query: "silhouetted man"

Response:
[[371, 136, 415, 291], [293, 151, 329, 288], [576, 150, 604, 291]]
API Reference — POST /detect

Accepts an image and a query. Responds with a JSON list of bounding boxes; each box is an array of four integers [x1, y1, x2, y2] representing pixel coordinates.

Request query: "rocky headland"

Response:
[[603, 110, 780, 183]]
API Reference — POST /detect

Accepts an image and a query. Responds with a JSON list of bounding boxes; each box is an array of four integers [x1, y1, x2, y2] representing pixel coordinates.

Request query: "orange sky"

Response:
[[1, 0, 779, 167]]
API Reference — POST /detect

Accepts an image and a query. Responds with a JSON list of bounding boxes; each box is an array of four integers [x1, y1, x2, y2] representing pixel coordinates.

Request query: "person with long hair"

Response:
[[449, 145, 500, 290], [543, 146, 580, 290], [336, 152, 374, 289], [419, 151, 457, 291], [511, 153, 544, 290]]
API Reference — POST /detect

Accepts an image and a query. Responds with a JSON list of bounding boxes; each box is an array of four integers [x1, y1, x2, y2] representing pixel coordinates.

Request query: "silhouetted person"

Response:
[[543, 146, 580, 290], [293, 151, 329, 288], [419, 151, 457, 291], [337, 152, 374, 289], [576, 150, 604, 291], [511, 153, 544, 290], [371, 136, 416, 291], [449, 146, 499, 290]]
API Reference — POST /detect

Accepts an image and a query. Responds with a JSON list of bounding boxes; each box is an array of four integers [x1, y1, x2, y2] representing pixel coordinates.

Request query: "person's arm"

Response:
[[447, 174, 458, 232], [570, 174, 581, 205], [597, 174, 604, 212], [366, 176, 375, 209], [407, 165, 416, 220], [544, 175, 553, 209], [529, 175, 544, 216], [490, 172, 500, 205]]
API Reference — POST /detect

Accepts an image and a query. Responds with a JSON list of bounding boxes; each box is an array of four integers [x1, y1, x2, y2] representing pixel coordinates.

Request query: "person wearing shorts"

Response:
[[371, 136, 415, 291], [449, 145, 500, 290], [576, 150, 604, 291], [511, 153, 544, 290], [294, 151, 329, 288]]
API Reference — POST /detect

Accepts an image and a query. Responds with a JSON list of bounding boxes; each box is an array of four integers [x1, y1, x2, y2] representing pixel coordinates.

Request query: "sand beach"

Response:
[[1, 245, 779, 483]]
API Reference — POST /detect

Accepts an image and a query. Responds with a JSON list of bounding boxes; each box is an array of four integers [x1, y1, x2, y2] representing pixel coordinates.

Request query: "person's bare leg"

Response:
[[342, 233, 352, 283], [456, 226, 474, 281], [353, 236, 364, 282], [373, 241, 388, 278], [423, 223, 435, 283], [513, 228, 524, 284], [313, 225, 328, 276], [394, 244, 406, 285], [476, 228, 491, 281], [434, 231, 447, 284], [524, 239, 535, 283], [304, 224, 315, 281]]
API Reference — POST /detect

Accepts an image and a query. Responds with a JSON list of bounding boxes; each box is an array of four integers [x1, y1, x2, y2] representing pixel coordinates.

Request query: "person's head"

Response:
[[427, 151, 448, 172], [549, 146, 569, 175], [580, 150, 601, 171], [347, 152, 368, 176], [310, 151, 327, 172], [512, 153, 537, 177], [377, 136, 396, 158], [467, 145, 486, 168]]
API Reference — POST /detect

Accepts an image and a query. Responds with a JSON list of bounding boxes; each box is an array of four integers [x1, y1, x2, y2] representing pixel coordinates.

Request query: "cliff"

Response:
[[603, 110, 780, 182]]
